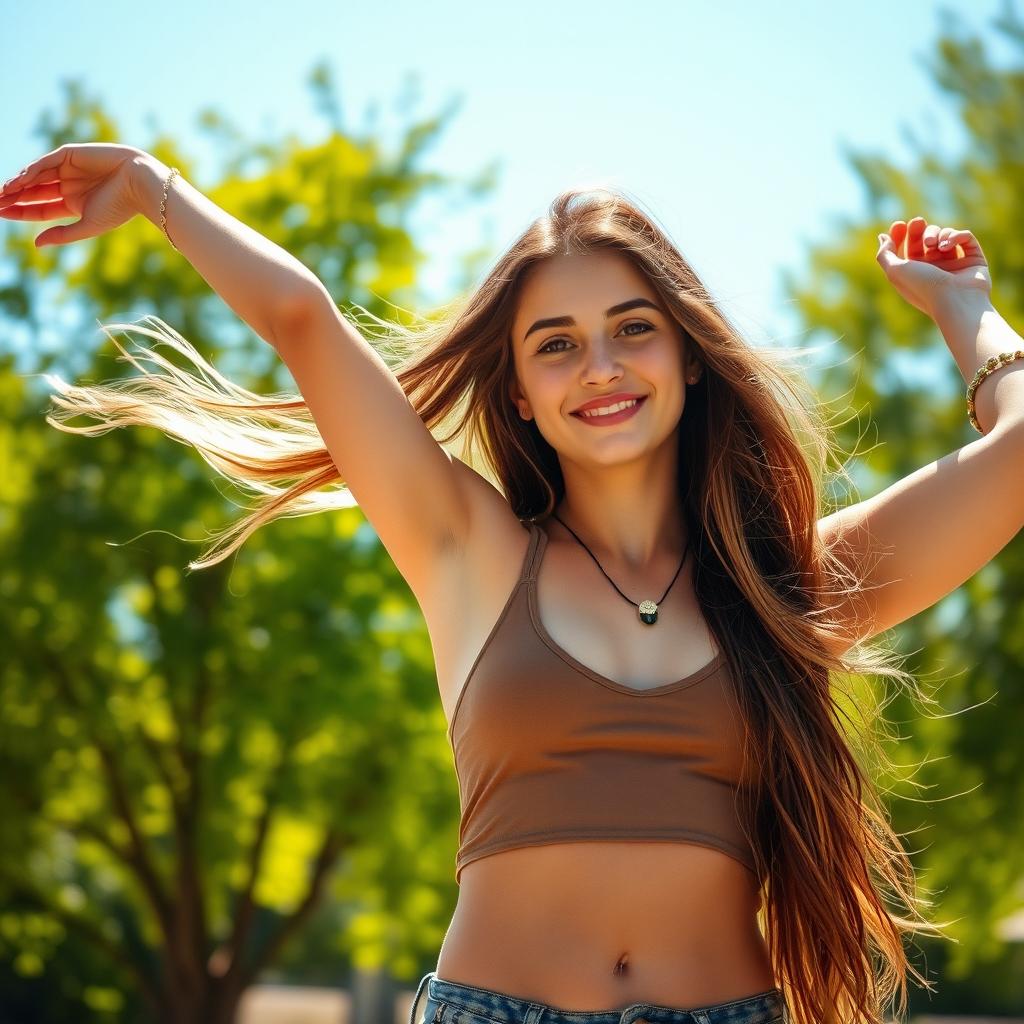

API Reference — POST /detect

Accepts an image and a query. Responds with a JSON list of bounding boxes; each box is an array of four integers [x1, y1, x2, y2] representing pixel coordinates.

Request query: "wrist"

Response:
[[929, 289, 999, 374], [129, 152, 174, 226], [928, 287, 996, 327]]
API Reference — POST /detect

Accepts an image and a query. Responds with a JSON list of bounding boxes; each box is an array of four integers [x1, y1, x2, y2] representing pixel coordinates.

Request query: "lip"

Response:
[[571, 395, 647, 426], [572, 392, 645, 414]]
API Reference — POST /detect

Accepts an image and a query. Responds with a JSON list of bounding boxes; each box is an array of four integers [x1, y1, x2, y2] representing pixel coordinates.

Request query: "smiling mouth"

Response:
[[571, 395, 648, 422]]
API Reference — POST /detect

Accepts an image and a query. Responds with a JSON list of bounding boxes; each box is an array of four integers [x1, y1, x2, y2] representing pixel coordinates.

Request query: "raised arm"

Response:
[[1, 143, 483, 601], [131, 152, 319, 348], [0, 144, 317, 349], [818, 220, 1024, 654], [136, 153, 482, 597]]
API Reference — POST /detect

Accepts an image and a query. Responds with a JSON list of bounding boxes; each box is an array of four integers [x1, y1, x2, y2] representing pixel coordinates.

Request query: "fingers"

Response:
[[876, 231, 899, 270], [892, 216, 946, 259], [905, 216, 927, 259], [942, 228, 987, 265], [922, 221, 943, 251], [922, 220, 962, 256], [0, 168, 30, 194], [886, 216, 980, 260], [1, 144, 67, 195], [0, 180, 62, 211], [0, 196, 70, 222], [939, 228, 980, 252], [888, 220, 908, 257]]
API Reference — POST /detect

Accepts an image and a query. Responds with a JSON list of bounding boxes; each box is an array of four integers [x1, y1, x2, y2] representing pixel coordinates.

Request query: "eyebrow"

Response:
[[522, 297, 665, 344]]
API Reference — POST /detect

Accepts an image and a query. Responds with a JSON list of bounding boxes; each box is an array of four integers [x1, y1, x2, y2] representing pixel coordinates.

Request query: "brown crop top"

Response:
[[447, 521, 759, 885]]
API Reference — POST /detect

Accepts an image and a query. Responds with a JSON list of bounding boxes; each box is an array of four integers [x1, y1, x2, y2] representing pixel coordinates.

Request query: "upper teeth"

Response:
[[580, 398, 640, 418]]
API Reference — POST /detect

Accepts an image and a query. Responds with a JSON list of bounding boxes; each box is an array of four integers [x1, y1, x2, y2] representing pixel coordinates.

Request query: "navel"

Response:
[[613, 951, 630, 975]]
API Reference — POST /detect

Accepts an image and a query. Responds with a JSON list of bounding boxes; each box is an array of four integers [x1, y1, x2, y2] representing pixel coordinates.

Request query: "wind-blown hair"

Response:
[[45, 186, 956, 1024]]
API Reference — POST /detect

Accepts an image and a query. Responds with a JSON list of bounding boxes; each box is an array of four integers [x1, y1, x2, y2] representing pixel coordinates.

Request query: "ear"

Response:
[[677, 327, 703, 384], [685, 349, 704, 384], [509, 381, 532, 420]]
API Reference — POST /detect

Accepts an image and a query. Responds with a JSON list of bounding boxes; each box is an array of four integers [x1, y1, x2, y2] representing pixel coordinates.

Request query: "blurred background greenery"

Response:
[[1, 2, 1023, 1022]]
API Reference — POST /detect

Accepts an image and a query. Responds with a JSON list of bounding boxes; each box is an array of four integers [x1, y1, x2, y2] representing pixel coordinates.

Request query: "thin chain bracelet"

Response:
[[160, 166, 180, 252], [967, 349, 1024, 433]]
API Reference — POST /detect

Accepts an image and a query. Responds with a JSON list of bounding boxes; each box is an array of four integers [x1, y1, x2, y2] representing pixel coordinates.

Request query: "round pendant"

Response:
[[638, 599, 658, 625]]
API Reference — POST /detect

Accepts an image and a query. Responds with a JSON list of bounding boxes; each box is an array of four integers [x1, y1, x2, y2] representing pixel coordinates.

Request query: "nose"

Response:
[[580, 338, 625, 384]]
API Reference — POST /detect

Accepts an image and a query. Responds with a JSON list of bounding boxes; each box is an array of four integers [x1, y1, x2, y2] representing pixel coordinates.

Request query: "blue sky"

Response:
[[1, 0, 1019, 361]]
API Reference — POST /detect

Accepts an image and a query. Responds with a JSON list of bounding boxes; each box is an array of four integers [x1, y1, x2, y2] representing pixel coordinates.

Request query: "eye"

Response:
[[537, 321, 653, 354], [622, 321, 653, 337], [537, 337, 572, 354]]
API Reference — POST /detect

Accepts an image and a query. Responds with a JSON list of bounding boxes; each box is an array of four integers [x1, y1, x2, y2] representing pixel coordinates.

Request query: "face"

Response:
[[509, 250, 702, 467]]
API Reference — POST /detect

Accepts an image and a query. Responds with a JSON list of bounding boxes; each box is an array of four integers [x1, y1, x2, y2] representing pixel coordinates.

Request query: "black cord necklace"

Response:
[[550, 513, 690, 626]]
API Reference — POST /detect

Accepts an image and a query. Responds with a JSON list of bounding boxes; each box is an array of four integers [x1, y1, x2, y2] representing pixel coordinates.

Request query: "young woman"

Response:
[[4, 143, 1022, 1024]]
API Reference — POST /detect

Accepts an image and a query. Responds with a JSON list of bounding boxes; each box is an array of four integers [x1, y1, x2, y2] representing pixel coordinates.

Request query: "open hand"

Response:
[[0, 142, 145, 247], [876, 216, 991, 319]]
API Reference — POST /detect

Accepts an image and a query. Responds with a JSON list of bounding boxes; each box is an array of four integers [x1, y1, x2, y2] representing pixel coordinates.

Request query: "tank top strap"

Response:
[[522, 520, 549, 583]]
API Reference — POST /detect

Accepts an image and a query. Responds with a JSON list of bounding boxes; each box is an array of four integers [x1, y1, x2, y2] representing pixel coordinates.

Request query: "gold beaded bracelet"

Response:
[[967, 349, 1024, 434], [160, 166, 180, 252]]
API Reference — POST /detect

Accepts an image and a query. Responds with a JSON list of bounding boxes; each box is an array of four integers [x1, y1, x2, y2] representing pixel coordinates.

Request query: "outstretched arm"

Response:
[[131, 152, 320, 349], [818, 218, 1024, 651], [0, 145, 319, 349]]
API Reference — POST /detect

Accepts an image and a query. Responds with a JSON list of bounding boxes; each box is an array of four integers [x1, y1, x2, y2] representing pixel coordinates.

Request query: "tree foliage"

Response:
[[4, 7, 1024, 1019], [0, 64, 495, 1023], [784, 5, 1024, 1011]]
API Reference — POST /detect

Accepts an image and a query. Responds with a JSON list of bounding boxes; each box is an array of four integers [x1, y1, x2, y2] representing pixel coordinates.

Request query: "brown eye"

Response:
[[537, 322, 652, 355], [622, 321, 653, 337], [538, 337, 571, 354]]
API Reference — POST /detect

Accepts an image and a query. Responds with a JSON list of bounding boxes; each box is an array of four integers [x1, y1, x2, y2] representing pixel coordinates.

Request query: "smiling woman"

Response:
[[507, 251, 704, 504], [34, 174, 959, 1024]]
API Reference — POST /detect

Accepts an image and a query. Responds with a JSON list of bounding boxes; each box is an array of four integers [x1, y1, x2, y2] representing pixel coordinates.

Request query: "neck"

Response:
[[552, 496, 688, 572], [553, 421, 688, 570]]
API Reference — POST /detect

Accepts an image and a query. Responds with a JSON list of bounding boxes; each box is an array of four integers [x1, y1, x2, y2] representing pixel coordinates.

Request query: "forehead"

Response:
[[513, 251, 656, 336]]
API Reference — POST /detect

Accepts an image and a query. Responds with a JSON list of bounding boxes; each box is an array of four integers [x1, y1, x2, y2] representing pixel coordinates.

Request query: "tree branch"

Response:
[[40, 649, 175, 946], [137, 727, 187, 812], [131, 556, 216, 993], [48, 815, 130, 864], [217, 743, 294, 993], [177, 566, 228, 969], [238, 827, 346, 990]]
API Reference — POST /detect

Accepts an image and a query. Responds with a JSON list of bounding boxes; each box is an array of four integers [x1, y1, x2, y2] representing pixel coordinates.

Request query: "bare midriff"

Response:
[[435, 840, 775, 1013]]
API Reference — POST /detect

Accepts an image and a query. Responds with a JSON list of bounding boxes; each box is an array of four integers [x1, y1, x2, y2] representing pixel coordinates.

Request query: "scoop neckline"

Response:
[[526, 522, 726, 696]]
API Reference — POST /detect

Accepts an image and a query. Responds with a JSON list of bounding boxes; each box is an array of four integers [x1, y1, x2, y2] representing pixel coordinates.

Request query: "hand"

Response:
[[875, 216, 991, 320], [0, 142, 146, 247]]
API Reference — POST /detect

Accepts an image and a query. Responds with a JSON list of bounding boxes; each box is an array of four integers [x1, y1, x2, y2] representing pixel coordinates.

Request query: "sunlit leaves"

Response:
[[785, 8, 1024, 999]]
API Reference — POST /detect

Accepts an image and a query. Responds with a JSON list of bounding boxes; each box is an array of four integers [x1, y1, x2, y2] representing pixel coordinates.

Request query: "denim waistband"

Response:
[[408, 971, 788, 1024]]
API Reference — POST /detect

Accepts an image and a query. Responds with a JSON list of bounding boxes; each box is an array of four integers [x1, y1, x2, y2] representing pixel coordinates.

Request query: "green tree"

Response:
[[0, 65, 496, 1023], [784, 5, 1024, 1012]]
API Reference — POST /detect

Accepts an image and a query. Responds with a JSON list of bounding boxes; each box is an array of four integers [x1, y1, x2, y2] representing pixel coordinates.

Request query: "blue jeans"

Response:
[[408, 971, 789, 1024]]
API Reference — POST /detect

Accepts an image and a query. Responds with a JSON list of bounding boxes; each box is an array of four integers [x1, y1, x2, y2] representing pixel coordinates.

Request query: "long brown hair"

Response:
[[45, 186, 955, 1024]]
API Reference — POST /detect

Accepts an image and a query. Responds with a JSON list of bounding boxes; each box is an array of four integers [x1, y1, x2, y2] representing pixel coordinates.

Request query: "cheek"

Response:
[[526, 367, 574, 412], [639, 347, 685, 391]]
